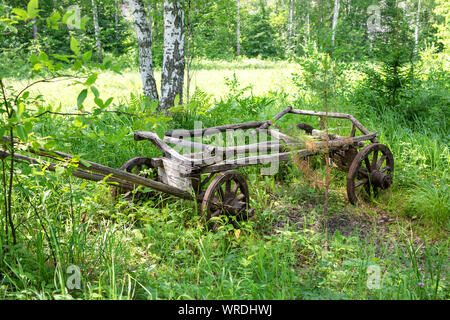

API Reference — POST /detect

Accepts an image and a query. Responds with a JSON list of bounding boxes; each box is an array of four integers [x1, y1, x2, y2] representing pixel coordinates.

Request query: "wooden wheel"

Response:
[[347, 143, 394, 204], [201, 171, 250, 229], [111, 157, 159, 200]]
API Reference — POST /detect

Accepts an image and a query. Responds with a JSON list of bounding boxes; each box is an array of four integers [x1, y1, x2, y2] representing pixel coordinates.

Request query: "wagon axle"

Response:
[[370, 170, 393, 190]]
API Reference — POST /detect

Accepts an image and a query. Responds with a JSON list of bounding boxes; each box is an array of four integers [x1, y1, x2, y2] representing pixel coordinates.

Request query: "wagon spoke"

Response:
[[235, 193, 246, 202], [371, 150, 378, 171], [347, 143, 394, 205], [217, 187, 225, 201], [225, 180, 231, 193], [380, 166, 391, 173], [364, 157, 371, 173], [231, 183, 239, 198], [210, 209, 222, 218], [376, 155, 387, 170], [354, 178, 368, 188]]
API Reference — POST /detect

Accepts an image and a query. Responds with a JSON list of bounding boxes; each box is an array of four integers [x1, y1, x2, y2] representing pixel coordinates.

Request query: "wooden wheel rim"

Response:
[[347, 143, 394, 204], [111, 157, 158, 200], [201, 170, 250, 225]]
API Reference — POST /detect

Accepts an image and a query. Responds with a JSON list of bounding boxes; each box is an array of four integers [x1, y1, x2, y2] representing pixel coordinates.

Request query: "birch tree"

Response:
[[128, 0, 159, 101], [91, 0, 103, 63], [414, 0, 421, 54], [305, 0, 310, 45], [237, 0, 241, 56], [288, 0, 294, 48], [331, 0, 340, 49], [160, 0, 185, 111]]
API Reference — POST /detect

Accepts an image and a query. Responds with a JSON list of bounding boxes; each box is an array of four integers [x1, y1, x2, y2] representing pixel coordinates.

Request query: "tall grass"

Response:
[[1, 60, 448, 300]]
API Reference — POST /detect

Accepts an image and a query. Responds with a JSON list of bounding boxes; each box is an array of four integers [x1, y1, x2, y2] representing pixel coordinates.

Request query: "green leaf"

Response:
[[155, 124, 166, 140], [17, 102, 25, 118], [79, 159, 91, 168], [38, 51, 48, 62], [84, 73, 97, 86], [77, 89, 88, 109], [94, 97, 104, 108], [70, 36, 81, 56], [52, 54, 70, 63], [30, 53, 38, 65], [48, 11, 60, 24], [72, 59, 82, 71], [73, 119, 83, 128], [16, 125, 27, 142], [24, 121, 33, 133], [27, 0, 39, 19], [80, 17, 90, 31], [103, 97, 113, 108], [12, 8, 28, 21], [90, 86, 99, 98], [82, 51, 92, 63]]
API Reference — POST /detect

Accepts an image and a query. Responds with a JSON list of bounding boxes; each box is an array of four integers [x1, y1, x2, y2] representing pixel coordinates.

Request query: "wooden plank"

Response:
[[0, 150, 135, 190], [258, 106, 293, 129], [20, 147, 195, 200], [164, 121, 268, 137], [134, 131, 205, 166], [289, 109, 378, 143], [193, 132, 376, 175], [289, 108, 352, 119]]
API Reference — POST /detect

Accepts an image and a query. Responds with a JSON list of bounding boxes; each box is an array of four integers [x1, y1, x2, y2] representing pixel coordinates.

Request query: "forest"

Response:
[[0, 0, 448, 300]]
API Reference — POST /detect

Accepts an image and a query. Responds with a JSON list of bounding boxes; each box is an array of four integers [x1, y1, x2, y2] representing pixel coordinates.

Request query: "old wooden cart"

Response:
[[1, 106, 394, 226]]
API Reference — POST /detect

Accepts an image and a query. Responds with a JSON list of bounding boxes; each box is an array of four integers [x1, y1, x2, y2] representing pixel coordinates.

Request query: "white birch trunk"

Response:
[[186, 0, 192, 103], [288, 0, 294, 48], [128, 0, 159, 101], [414, 0, 421, 54], [237, 0, 241, 56], [331, 0, 340, 48], [160, 0, 185, 111], [91, 0, 103, 63], [305, 0, 310, 45], [114, 0, 119, 42]]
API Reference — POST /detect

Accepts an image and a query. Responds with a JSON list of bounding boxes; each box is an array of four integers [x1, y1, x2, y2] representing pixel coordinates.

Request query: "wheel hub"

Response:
[[370, 170, 392, 190]]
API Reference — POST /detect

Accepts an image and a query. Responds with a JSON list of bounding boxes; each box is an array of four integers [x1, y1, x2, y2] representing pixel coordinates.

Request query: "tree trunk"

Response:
[[237, 0, 241, 56], [32, 23, 38, 39], [160, 0, 185, 111], [288, 0, 294, 48], [91, 0, 103, 63], [114, 0, 120, 43], [128, 0, 159, 101], [186, 0, 192, 103], [305, 0, 310, 45], [331, 0, 340, 49], [414, 0, 421, 54]]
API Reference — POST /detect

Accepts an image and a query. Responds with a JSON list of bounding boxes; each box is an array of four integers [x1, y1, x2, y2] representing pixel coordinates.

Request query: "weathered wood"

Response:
[[164, 121, 268, 137], [289, 109, 378, 143], [197, 151, 296, 174], [163, 135, 215, 152], [0, 150, 135, 190], [192, 132, 376, 175], [350, 123, 356, 137], [6, 144, 195, 200], [265, 128, 296, 143], [258, 106, 293, 130], [134, 131, 206, 166], [290, 108, 351, 119]]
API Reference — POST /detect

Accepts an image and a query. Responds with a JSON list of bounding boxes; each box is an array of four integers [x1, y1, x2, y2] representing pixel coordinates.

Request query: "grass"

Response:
[[0, 59, 448, 300]]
